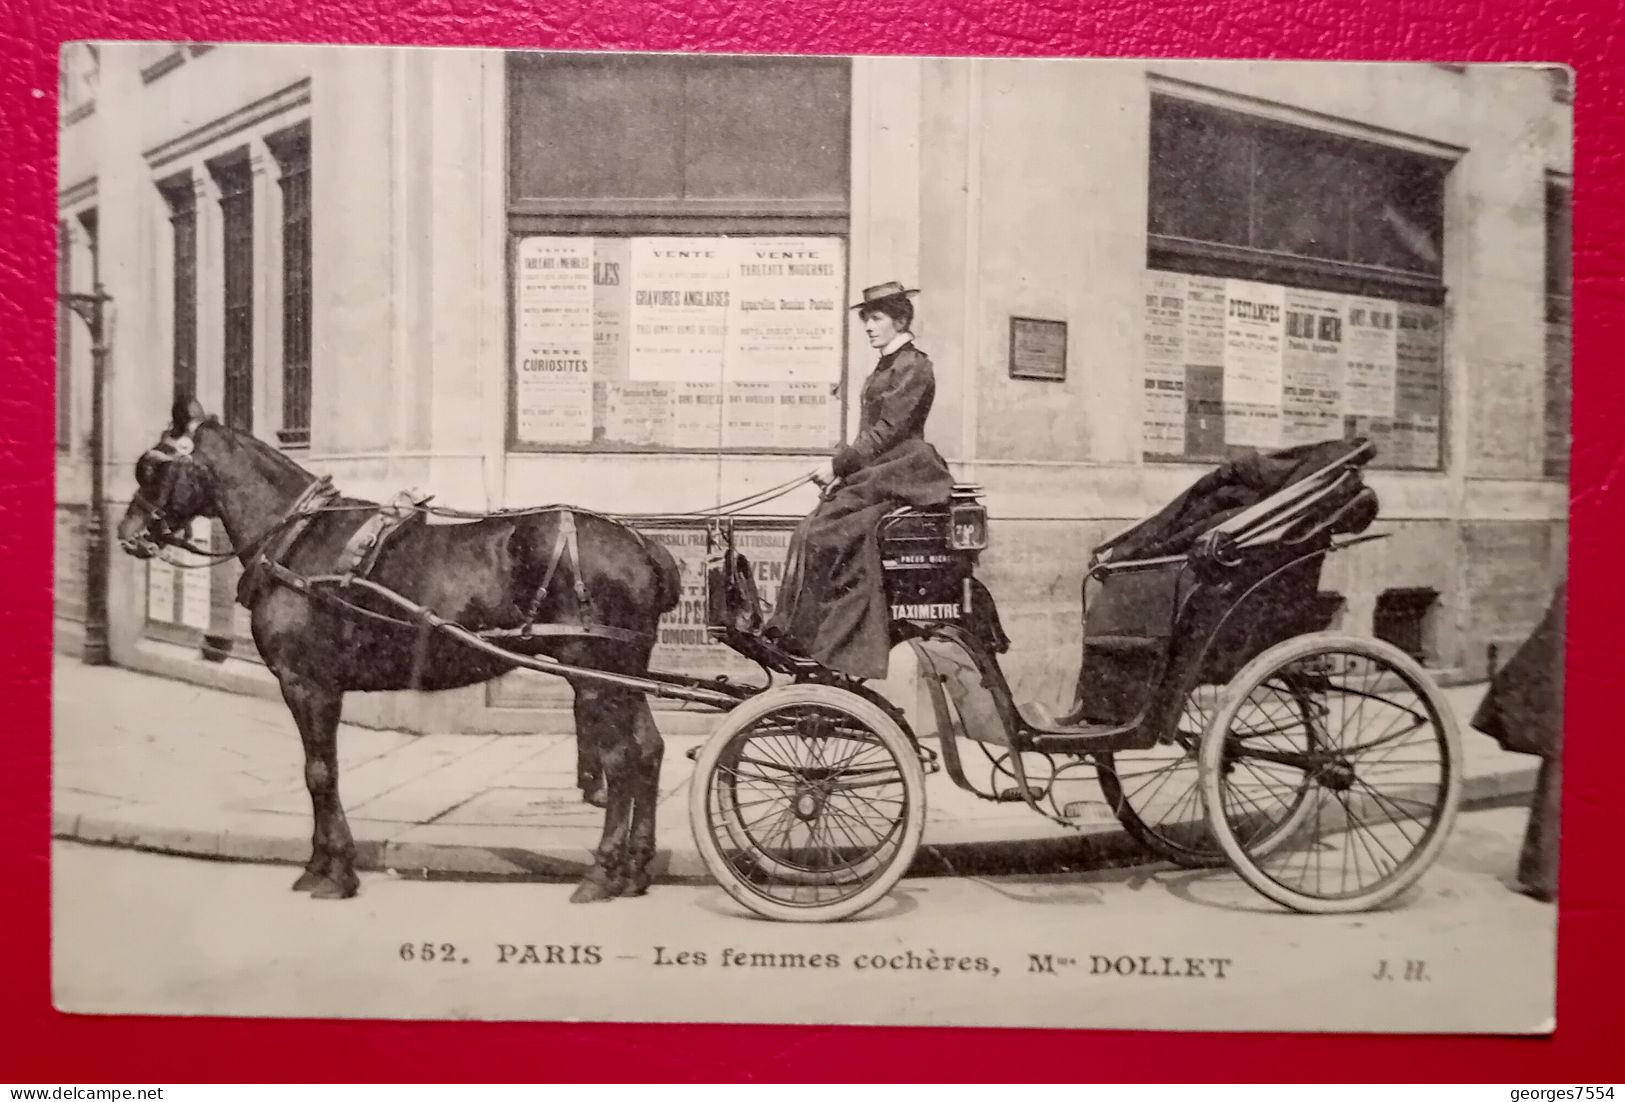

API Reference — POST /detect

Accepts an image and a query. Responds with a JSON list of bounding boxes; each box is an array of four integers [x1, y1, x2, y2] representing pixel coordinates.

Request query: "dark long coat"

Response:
[[1470, 580, 1567, 899], [767, 341, 953, 680]]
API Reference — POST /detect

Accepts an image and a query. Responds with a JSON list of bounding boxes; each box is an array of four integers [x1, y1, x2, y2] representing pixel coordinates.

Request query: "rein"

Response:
[[142, 476, 337, 569]]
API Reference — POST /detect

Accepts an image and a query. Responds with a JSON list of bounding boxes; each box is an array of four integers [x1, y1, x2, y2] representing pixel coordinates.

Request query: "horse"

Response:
[[116, 398, 682, 903]]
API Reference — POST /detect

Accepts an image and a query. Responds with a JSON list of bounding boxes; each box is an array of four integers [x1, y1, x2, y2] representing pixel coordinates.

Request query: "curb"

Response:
[[52, 761, 1539, 885]]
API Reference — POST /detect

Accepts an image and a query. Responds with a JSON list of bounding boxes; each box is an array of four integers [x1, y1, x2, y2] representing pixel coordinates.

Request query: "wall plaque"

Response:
[[1009, 316, 1067, 381]]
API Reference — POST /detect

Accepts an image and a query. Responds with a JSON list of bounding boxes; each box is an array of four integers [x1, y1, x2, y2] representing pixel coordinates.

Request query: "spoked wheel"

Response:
[[689, 684, 927, 922], [1095, 679, 1314, 868], [1200, 633, 1462, 913]]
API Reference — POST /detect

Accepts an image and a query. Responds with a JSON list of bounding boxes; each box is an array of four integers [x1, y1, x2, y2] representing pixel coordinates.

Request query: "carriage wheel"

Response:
[[1199, 633, 1462, 914], [689, 684, 927, 923], [1095, 679, 1315, 869]]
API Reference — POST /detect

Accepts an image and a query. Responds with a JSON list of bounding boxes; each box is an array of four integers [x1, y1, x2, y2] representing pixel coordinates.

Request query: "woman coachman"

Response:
[[766, 281, 955, 681]]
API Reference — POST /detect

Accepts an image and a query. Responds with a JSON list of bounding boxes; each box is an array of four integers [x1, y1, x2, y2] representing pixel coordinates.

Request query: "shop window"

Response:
[[159, 173, 198, 406], [1144, 95, 1452, 472], [1544, 181, 1572, 479], [1374, 587, 1438, 665], [269, 124, 313, 447], [505, 52, 851, 453], [212, 154, 254, 432]]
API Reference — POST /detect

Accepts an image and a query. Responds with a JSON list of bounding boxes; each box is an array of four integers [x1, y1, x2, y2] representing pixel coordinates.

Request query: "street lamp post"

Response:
[[59, 284, 113, 667]]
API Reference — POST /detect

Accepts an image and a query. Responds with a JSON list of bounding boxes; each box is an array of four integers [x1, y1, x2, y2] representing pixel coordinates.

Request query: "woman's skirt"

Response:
[[767, 439, 953, 680]]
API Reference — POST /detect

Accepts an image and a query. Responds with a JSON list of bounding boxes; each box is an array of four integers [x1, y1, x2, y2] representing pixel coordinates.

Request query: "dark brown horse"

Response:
[[116, 398, 681, 903]]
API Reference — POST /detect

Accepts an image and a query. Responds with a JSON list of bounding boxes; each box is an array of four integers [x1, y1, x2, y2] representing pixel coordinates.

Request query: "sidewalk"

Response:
[[51, 657, 1539, 883]]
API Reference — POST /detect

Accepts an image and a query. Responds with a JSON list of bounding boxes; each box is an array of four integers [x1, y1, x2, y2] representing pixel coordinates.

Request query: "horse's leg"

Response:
[[277, 671, 359, 900], [623, 695, 664, 896], [570, 686, 636, 903], [576, 697, 608, 808]]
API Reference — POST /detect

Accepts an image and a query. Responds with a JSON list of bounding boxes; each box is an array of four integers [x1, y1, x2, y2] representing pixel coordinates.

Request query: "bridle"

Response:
[[125, 420, 319, 567]]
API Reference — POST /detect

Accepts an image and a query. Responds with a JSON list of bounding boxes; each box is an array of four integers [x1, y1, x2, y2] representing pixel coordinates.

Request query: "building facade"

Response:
[[55, 44, 1573, 733]]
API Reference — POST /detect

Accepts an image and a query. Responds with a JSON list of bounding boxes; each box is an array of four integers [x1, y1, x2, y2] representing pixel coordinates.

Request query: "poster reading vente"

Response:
[[628, 238, 731, 383], [514, 237, 595, 445], [725, 238, 845, 385]]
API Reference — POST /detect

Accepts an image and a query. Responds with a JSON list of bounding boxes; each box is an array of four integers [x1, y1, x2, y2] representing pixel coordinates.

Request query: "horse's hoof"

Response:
[[569, 877, 616, 903], [310, 875, 359, 900], [291, 869, 326, 892], [582, 783, 609, 809]]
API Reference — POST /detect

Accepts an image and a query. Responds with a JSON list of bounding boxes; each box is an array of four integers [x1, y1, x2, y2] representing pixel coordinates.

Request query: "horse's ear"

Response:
[[170, 395, 206, 433]]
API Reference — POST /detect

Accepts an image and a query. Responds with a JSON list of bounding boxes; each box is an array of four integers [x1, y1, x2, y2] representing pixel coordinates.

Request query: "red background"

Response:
[[2, 0, 1620, 1083]]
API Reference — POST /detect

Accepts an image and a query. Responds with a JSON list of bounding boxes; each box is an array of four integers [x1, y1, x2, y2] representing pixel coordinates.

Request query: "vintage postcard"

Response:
[[50, 42, 1569, 1033]]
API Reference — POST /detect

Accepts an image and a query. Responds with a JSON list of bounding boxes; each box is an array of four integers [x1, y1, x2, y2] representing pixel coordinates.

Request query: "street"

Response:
[[51, 804, 1556, 1034]]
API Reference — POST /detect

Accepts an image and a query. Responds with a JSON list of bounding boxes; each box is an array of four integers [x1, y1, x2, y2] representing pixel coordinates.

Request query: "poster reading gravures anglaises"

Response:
[[514, 235, 844, 451], [1142, 269, 1445, 469]]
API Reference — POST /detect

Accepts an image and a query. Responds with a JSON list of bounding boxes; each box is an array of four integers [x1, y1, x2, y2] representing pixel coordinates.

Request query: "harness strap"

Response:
[[236, 477, 340, 608], [259, 561, 652, 646], [522, 511, 597, 638]]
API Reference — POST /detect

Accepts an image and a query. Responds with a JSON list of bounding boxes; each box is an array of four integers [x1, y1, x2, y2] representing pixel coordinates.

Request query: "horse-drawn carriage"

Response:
[[120, 410, 1460, 921], [688, 435, 1461, 921]]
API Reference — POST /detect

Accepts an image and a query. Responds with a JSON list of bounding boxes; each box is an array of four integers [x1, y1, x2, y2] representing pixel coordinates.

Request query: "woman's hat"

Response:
[[850, 281, 920, 311]]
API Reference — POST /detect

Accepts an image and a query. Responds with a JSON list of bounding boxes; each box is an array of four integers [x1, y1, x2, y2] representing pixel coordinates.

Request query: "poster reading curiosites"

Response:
[[514, 236, 595, 444]]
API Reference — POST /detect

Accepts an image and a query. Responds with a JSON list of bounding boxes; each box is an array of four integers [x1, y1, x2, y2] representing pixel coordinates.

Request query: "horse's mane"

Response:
[[207, 420, 318, 489]]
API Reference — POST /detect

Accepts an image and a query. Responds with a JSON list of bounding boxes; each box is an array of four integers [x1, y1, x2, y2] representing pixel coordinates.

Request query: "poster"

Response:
[[722, 381, 780, 449], [1222, 280, 1285, 407], [1184, 276, 1227, 365], [725, 238, 845, 384], [628, 238, 731, 382], [1344, 295, 1399, 419], [602, 382, 674, 448], [514, 237, 595, 445], [146, 558, 176, 623], [642, 525, 794, 675], [1282, 289, 1346, 446], [777, 381, 838, 451], [1144, 271, 1187, 455], [593, 237, 631, 383], [179, 520, 212, 631], [671, 381, 724, 449]]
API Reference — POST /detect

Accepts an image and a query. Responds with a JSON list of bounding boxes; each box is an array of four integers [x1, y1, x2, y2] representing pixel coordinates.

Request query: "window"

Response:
[[270, 125, 312, 446], [212, 155, 254, 432], [56, 219, 71, 449], [1144, 95, 1452, 471], [1544, 181, 1572, 478], [506, 52, 852, 452], [159, 174, 198, 405]]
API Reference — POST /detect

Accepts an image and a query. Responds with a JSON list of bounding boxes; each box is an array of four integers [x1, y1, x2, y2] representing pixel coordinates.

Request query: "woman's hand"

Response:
[[809, 459, 837, 487]]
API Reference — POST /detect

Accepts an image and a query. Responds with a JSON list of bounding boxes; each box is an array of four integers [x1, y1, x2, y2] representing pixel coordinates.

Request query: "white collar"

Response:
[[880, 332, 914, 357]]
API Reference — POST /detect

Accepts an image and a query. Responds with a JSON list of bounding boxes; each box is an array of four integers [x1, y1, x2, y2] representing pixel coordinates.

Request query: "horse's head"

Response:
[[117, 397, 222, 560]]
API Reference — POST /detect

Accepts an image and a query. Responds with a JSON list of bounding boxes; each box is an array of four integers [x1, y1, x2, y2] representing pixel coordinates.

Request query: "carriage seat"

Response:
[[878, 484, 988, 565]]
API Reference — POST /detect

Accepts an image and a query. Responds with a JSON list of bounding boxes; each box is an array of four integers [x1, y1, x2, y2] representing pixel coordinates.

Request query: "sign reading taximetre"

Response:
[[513, 235, 846, 453]]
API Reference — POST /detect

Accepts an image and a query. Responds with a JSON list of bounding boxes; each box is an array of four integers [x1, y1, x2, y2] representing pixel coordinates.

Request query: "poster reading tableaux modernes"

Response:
[[1143, 268, 1445, 470]]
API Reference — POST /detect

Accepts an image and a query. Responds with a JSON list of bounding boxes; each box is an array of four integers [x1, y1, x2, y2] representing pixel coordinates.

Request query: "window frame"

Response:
[[210, 150, 255, 434], [267, 122, 313, 448], [503, 52, 854, 456], [1144, 92, 1454, 473], [158, 171, 199, 407]]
